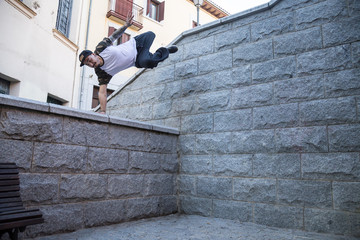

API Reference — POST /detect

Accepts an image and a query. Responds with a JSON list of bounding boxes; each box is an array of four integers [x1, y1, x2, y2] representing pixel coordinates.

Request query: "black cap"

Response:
[[79, 50, 93, 67]]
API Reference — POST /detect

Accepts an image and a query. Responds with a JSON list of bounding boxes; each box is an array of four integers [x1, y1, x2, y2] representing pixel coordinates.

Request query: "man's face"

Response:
[[84, 54, 100, 68]]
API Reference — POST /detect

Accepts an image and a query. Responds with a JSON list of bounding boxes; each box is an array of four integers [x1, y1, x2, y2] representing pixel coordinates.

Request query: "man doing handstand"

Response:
[[79, 12, 178, 114]]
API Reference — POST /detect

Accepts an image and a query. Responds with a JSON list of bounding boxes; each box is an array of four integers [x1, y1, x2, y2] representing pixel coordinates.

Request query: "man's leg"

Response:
[[134, 31, 169, 68]]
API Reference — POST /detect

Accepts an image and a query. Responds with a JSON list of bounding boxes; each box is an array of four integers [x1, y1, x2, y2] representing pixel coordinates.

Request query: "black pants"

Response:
[[134, 31, 169, 69]]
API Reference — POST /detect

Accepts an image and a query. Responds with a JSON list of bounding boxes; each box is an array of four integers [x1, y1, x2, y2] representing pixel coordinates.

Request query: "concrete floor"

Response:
[[30, 215, 359, 240]]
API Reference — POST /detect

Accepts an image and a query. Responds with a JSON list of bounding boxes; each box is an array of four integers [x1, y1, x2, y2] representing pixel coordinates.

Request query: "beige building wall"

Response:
[[0, 0, 86, 107]]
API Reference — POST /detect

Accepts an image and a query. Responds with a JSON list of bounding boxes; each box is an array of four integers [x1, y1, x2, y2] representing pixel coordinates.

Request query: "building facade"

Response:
[[0, 0, 227, 110]]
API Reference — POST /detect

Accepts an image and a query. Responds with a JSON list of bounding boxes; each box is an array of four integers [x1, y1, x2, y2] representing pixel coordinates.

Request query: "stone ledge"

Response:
[[0, 94, 179, 135]]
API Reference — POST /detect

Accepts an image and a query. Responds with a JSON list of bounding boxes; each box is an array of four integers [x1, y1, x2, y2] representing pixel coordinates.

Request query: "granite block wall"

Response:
[[0, 95, 179, 238], [107, 0, 360, 237]]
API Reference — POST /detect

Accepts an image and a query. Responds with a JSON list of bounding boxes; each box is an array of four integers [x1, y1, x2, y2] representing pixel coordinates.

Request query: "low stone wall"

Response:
[[0, 94, 179, 238]]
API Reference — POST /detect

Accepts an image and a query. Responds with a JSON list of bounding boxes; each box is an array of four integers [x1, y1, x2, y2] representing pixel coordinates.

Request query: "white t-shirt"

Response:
[[99, 38, 137, 76]]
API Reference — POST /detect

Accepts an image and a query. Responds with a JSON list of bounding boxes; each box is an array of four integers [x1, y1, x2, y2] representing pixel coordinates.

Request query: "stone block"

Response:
[[129, 151, 162, 174], [179, 196, 212, 217], [88, 147, 128, 173], [299, 97, 357, 126], [251, 12, 295, 41], [144, 174, 176, 196], [181, 75, 212, 97], [152, 100, 172, 119], [297, 45, 352, 76], [233, 39, 273, 65], [178, 134, 196, 155], [353, 41, 360, 67], [199, 50, 232, 75], [153, 64, 175, 84], [60, 174, 107, 200], [213, 154, 252, 177], [231, 83, 273, 109], [142, 85, 166, 104], [161, 153, 178, 174], [197, 176, 232, 199], [212, 66, 252, 91], [234, 178, 277, 203], [171, 96, 197, 116], [115, 89, 142, 107], [63, 118, 109, 147], [302, 153, 360, 180], [274, 75, 324, 103], [304, 208, 360, 236], [35, 204, 84, 235], [323, 16, 360, 47], [253, 103, 299, 129], [181, 113, 213, 134], [83, 200, 126, 227], [214, 109, 252, 132], [197, 90, 231, 113], [0, 139, 33, 170], [175, 58, 198, 79], [178, 175, 196, 195], [295, 0, 348, 30], [146, 131, 177, 153], [253, 153, 301, 178], [254, 203, 303, 229], [126, 197, 161, 219], [158, 195, 178, 215], [278, 179, 332, 208], [275, 126, 328, 153], [232, 129, 276, 154], [274, 27, 322, 57], [180, 155, 212, 175], [33, 143, 87, 173], [324, 69, 360, 97], [232, 8, 272, 29], [333, 182, 360, 212], [183, 36, 214, 60], [349, 0, 360, 17], [108, 174, 144, 198], [215, 25, 250, 51], [0, 108, 62, 142], [196, 132, 232, 154], [109, 126, 146, 151], [213, 200, 252, 221], [328, 124, 360, 152], [20, 173, 59, 203], [159, 81, 182, 101], [271, 0, 324, 15], [253, 56, 296, 83]]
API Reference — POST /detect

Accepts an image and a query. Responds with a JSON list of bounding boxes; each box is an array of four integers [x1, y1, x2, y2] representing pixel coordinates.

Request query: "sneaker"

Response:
[[168, 45, 178, 54]]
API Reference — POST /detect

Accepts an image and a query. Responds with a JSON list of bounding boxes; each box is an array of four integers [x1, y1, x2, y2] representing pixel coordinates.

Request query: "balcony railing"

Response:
[[107, 0, 143, 30]]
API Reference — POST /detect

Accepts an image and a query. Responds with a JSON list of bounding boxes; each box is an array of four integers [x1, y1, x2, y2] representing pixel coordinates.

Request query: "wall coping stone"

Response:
[[0, 94, 180, 135]]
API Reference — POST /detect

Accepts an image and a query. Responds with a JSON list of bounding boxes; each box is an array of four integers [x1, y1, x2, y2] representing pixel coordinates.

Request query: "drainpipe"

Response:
[[79, 0, 92, 110]]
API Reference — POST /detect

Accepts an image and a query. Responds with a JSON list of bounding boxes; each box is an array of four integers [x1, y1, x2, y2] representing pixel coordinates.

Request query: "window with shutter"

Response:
[[147, 0, 165, 22], [56, 0, 73, 38]]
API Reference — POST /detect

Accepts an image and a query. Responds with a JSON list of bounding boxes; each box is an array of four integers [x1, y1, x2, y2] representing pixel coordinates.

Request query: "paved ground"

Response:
[[31, 215, 359, 240]]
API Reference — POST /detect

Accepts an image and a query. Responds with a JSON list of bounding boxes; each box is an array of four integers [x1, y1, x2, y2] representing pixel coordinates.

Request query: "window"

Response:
[[56, 0, 73, 37], [0, 78, 10, 95], [92, 86, 114, 109], [108, 27, 131, 45], [146, 0, 165, 22], [47, 95, 65, 105]]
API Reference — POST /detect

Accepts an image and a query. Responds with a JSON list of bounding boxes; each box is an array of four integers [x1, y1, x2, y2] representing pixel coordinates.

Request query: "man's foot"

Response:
[[168, 45, 178, 54]]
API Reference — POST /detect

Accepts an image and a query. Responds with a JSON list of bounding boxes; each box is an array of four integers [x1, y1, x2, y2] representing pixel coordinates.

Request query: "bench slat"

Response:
[[0, 180, 20, 186], [0, 217, 44, 231], [0, 169, 19, 174], [0, 206, 25, 214], [0, 191, 20, 199], [0, 186, 20, 192], [0, 197, 22, 204], [0, 202, 23, 209], [0, 175, 19, 180], [0, 210, 42, 222]]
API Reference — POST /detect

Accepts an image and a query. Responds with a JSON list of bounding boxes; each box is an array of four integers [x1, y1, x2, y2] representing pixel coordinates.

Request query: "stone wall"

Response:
[[0, 94, 179, 238], [106, 0, 360, 237]]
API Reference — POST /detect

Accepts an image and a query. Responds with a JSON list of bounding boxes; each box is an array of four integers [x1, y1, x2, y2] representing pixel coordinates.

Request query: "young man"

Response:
[[79, 12, 178, 114]]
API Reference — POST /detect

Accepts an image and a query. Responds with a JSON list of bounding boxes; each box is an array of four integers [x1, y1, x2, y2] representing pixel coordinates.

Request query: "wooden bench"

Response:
[[0, 163, 44, 240]]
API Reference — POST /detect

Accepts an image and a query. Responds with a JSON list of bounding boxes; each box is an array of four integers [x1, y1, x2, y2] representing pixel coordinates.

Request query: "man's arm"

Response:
[[98, 84, 108, 114], [109, 11, 134, 43]]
